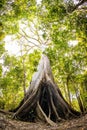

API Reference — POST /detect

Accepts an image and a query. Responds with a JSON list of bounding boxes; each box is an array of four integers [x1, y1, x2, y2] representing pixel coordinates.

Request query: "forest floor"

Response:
[[0, 112, 87, 130]]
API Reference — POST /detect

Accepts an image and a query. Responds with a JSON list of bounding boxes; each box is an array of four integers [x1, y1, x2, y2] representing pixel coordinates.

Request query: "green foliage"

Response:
[[25, 50, 41, 83], [0, 0, 36, 37], [0, 50, 41, 109], [0, 65, 2, 77], [0, 43, 5, 56]]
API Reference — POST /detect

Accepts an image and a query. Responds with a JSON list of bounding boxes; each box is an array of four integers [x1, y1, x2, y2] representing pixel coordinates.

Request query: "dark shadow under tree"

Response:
[[12, 54, 80, 126]]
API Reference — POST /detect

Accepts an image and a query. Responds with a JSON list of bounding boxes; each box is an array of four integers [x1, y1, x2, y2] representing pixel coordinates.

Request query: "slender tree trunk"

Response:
[[66, 75, 72, 105], [22, 57, 26, 97], [74, 84, 84, 113], [20, 42, 26, 97]]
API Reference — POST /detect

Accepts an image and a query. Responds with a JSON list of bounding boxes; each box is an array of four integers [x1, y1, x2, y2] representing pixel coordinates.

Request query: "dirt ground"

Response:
[[0, 112, 87, 130]]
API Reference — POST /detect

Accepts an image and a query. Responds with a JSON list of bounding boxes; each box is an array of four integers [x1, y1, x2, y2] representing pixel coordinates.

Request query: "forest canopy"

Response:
[[0, 0, 87, 115]]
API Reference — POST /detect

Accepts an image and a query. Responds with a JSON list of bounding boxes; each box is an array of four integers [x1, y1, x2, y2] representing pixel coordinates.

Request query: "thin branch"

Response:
[[21, 21, 44, 44], [31, 21, 44, 44], [22, 46, 37, 59], [18, 32, 41, 49], [44, 37, 50, 45], [21, 29, 42, 44]]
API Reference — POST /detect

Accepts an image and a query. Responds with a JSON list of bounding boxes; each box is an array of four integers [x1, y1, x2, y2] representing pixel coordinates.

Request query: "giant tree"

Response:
[[0, 0, 87, 125]]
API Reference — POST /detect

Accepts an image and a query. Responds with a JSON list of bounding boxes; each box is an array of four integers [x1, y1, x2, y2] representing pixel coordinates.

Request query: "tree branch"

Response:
[[21, 29, 42, 44], [18, 32, 41, 49], [73, 0, 87, 11], [67, 0, 87, 13]]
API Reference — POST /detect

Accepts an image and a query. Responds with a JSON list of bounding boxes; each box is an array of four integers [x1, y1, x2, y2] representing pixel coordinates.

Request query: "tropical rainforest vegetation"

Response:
[[0, 0, 87, 118]]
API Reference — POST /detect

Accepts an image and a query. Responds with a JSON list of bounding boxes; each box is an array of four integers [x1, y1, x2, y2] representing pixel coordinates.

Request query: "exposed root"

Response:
[[13, 88, 39, 119], [37, 101, 57, 126], [47, 86, 62, 121], [0, 109, 13, 115], [48, 103, 51, 118]]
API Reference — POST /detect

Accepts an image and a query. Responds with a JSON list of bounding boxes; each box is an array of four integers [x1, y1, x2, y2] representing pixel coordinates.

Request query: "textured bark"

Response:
[[12, 54, 80, 125]]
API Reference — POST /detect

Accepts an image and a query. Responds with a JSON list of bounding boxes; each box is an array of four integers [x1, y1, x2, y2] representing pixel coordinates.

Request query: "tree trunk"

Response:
[[66, 75, 72, 105], [12, 54, 80, 126], [75, 86, 84, 113]]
